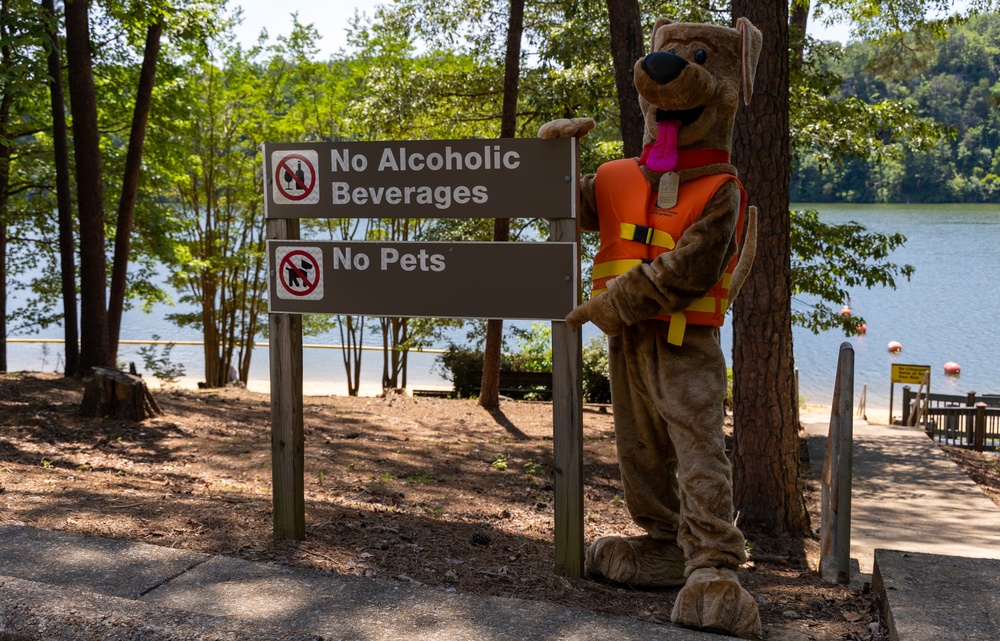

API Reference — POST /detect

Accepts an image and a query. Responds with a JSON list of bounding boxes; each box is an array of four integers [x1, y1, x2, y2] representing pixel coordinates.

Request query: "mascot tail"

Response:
[[729, 205, 757, 302]]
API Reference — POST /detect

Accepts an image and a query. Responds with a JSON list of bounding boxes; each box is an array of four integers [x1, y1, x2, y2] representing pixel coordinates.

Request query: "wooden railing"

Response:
[[902, 388, 1000, 451]]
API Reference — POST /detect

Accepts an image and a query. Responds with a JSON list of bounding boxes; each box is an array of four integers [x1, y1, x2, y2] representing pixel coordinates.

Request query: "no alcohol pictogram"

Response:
[[275, 246, 324, 300], [271, 150, 320, 205]]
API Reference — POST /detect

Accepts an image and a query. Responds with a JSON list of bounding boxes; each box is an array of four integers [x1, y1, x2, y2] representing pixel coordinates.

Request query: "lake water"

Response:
[[6, 203, 1000, 417], [772, 203, 1000, 418]]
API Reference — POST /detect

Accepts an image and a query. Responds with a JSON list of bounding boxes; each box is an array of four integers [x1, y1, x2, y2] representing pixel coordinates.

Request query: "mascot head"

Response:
[[634, 18, 762, 170]]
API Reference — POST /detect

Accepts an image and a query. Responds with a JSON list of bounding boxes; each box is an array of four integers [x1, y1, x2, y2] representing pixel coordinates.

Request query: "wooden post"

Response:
[[550, 153, 584, 578], [901, 385, 911, 426], [834, 343, 854, 585], [889, 382, 895, 425], [909, 373, 929, 427], [268, 217, 305, 540], [821, 342, 854, 584], [975, 402, 987, 453]]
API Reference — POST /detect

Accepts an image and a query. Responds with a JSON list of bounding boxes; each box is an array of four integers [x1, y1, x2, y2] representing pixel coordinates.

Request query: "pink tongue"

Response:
[[646, 120, 680, 172]]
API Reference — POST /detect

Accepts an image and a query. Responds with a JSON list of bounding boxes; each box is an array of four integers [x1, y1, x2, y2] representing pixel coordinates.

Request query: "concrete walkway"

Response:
[[802, 411, 1000, 574], [0, 523, 734, 640], [802, 410, 1000, 640]]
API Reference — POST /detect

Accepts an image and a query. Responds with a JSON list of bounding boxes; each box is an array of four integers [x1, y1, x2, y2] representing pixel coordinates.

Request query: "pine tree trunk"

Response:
[[480, 0, 523, 411], [0, 218, 6, 374], [605, 0, 645, 158], [0, 85, 10, 374], [65, 0, 109, 376], [108, 22, 163, 363], [730, 0, 810, 537], [42, 0, 79, 377], [789, 0, 810, 72]]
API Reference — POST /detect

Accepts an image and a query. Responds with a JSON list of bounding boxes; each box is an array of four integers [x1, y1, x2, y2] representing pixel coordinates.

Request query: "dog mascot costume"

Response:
[[539, 17, 763, 639]]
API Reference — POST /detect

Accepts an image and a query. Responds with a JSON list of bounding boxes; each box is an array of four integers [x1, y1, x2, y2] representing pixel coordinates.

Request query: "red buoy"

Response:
[[840, 305, 852, 316], [857, 323, 867, 335], [944, 362, 961, 376], [887, 340, 902, 353]]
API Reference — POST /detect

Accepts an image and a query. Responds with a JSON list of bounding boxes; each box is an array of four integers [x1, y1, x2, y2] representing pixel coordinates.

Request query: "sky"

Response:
[[231, 0, 854, 60]]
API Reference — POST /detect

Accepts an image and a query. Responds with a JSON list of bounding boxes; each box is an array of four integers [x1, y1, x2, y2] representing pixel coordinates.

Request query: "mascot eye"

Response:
[[666, 48, 676, 54], [694, 49, 708, 64]]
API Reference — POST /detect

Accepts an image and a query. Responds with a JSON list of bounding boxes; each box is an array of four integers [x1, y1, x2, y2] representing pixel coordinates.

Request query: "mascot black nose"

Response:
[[641, 52, 689, 84]]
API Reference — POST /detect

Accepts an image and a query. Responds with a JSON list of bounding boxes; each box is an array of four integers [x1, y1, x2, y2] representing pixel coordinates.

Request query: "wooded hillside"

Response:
[[792, 13, 1000, 203]]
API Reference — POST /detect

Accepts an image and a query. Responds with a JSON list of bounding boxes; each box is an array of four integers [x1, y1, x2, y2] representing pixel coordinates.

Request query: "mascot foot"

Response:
[[671, 567, 762, 640], [585, 535, 686, 587]]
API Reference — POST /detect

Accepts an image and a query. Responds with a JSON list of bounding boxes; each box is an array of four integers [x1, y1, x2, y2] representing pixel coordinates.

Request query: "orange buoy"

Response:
[[887, 340, 902, 353], [944, 361, 961, 376], [856, 323, 867, 334], [840, 305, 852, 316]]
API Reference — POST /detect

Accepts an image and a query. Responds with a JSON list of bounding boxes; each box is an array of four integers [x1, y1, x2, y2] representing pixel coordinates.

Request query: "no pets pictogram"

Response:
[[276, 247, 324, 300]]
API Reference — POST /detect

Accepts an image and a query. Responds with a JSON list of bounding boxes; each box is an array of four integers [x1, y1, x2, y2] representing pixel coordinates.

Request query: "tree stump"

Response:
[[80, 366, 163, 421]]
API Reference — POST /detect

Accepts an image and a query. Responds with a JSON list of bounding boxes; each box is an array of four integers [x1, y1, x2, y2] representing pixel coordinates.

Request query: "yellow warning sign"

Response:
[[891, 364, 931, 385]]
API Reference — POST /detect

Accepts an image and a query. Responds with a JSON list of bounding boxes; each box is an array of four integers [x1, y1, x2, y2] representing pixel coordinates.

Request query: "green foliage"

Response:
[[136, 335, 187, 386], [436, 344, 517, 398], [790, 208, 914, 334], [490, 454, 508, 471], [438, 327, 611, 403], [793, 13, 1000, 203], [582, 335, 611, 404], [508, 323, 552, 372]]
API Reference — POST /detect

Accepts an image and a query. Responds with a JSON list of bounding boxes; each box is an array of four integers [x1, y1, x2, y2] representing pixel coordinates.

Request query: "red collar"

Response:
[[638, 146, 730, 171]]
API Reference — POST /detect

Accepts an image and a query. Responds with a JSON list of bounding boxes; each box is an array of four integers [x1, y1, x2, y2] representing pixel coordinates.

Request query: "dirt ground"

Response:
[[0, 372, 919, 640]]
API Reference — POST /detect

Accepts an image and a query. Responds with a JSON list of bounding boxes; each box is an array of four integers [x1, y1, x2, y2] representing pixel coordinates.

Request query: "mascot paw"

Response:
[[671, 567, 762, 640], [538, 117, 596, 140], [585, 535, 686, 588], [565, 293, 623, 336]]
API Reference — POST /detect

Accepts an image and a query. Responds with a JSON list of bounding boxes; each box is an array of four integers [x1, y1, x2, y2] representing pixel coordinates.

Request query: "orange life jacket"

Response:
[[591, 158, 747, 346]]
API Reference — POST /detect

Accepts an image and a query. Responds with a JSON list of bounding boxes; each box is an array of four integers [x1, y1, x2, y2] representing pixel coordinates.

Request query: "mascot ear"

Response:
[[649, 17, 672, 52], [736, 17, 763, 105]]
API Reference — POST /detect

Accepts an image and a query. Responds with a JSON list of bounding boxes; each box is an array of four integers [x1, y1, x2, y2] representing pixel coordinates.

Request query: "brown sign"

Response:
[[264, 138, 577, 220], [268, 241, 577, 320]]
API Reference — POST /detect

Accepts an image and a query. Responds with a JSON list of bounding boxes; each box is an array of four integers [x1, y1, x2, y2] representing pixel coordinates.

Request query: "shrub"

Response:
[[582, 336, 611, 404], [437, 330, 612, 403]]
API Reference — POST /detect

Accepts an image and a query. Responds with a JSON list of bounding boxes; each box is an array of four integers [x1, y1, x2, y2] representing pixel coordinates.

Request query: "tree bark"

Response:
[[65, 0, 109, 376], [480, 0, 523, 411], [0, 217, 6, 373], [108, 21, 163, 363], [605, 0, 645, 158], [730, 0, 810, 537], [790, 0, 810, 73], [42, 0, 80, 377], [80, 366, 162, 421], [0, 23, 10, 374]]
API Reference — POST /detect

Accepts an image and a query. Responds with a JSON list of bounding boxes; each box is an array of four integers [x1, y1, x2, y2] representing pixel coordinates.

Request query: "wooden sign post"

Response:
[[263, 138, 585, 576]]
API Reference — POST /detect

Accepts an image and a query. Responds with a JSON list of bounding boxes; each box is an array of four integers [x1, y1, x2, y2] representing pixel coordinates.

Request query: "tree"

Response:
[[107, 19, 164, 363], [40, 0, 79, 377], [479, 0, 523, 411], [605, 0, 644, 157], [730, 0, 811, 536], [154, 38, 271, 387], [64, 0, 110, 375]]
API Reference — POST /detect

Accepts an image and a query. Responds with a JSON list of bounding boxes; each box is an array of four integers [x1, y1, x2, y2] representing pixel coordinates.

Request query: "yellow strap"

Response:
[[722, 272, 732, 289], [619, 223, 675, 249], [686, 296, 718, 314], [592, 258, 644, 280], [667, 312, 686, 346]]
